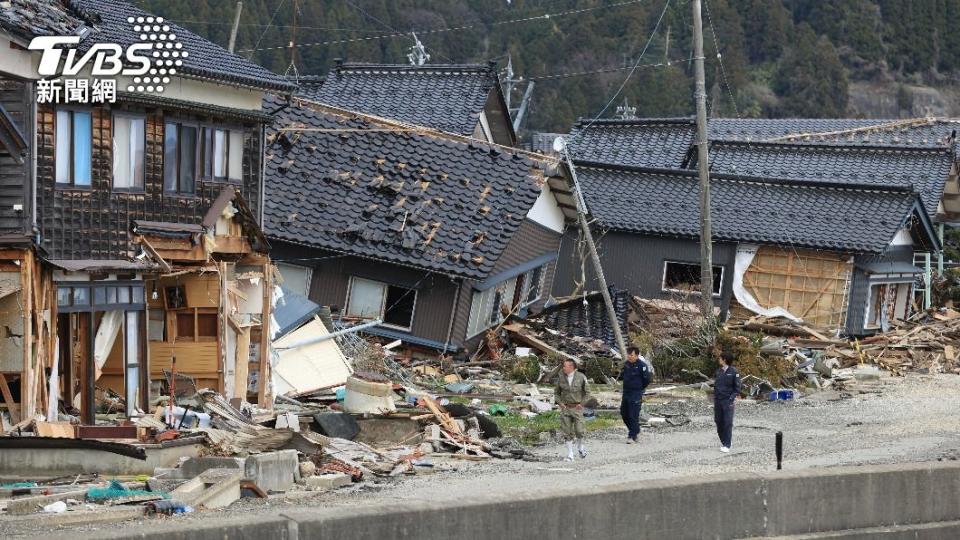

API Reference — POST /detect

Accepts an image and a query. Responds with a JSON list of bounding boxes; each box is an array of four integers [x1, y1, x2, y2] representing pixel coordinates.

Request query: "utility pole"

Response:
[[501, 54, 536, 132], [227, 1, 243, 53], [556, 138, 629, 360], [692, 0, 714, 320]]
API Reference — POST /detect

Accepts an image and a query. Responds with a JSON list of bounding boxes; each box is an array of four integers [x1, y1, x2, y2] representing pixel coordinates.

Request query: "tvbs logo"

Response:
[[28, 15, 187, 103]]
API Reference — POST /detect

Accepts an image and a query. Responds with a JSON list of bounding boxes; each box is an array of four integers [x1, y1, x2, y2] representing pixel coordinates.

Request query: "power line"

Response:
[[343, 0, 454, 64], [529, 55, 692, 81], [703, 0, 740, 118], [246, 0, 287, 58], [238, 0, 646, 53], [570, 0, 671, 140]]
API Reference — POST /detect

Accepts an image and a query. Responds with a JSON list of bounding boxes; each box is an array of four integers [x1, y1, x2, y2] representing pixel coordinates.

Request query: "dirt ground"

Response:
[[6, 372, 960, 538]]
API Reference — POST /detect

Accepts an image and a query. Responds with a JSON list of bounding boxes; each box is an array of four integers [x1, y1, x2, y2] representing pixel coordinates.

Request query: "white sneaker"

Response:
[[564, 455, 575, 462], [720, 446, 730, 453], [578, 449, 587, 459]]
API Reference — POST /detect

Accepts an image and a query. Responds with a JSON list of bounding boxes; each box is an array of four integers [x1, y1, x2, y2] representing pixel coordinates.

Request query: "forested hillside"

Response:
[[133, 0, 960, 133]]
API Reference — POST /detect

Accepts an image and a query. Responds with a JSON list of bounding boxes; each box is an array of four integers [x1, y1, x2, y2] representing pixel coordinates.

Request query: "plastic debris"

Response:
[[42, 501, 67, 513]]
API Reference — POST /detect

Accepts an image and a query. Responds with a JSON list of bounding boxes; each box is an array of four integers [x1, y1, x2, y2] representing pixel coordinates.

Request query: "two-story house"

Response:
[[0, 0, 294, 426]]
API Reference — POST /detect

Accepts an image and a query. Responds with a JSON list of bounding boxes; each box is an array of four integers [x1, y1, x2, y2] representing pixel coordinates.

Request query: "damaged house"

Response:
[[551, 162, 941, 335], [0, 0, 294, 427], [296, 61, 516, 147], [565, 117, 959, 301], [263, 93, 575, 355]]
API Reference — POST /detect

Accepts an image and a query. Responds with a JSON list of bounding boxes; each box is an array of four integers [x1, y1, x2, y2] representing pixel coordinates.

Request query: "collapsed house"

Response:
[[262, 93, 576, 356], [551, 163, 941, 335], [0, 0, 295, 427]]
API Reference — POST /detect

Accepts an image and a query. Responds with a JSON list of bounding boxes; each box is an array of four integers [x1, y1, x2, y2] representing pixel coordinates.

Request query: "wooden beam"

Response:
[[256, 264, 272, 408], [234, 327, 250, 402], [20, 253, 33, 422], [0, 373, 19, 425]]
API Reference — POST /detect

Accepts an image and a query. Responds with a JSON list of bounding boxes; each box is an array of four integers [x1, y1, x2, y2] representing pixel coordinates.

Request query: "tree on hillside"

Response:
[[772, 24, 848, 117]]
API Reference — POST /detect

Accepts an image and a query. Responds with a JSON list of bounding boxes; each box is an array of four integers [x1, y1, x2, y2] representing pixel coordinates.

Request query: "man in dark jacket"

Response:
[[713, 352, 743, 453], [619, 346, 652, 444]]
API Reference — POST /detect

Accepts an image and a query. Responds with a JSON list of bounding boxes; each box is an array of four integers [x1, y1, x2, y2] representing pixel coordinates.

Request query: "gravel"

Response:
[[6, 373, 960, 538]]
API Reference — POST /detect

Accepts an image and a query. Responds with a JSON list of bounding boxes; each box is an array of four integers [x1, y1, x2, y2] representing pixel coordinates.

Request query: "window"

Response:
[[276, 263, 313, 297], [112, 114, 145, 189], [201, 126, 243, 181], [55, 109, 92, 186], [521, 266, 545, 306], [345, 277, 417, 330], [164, 122, 198, 193], [662, 261, 723, 296], [124, 311, 141, 414], [467, 278, 518, 338], [174, 310, 218, 341]]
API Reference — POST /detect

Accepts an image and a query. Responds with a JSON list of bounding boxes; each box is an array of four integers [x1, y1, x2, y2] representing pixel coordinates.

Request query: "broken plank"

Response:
[[502, 323, 580, 364], [0, 373, 19, 425]]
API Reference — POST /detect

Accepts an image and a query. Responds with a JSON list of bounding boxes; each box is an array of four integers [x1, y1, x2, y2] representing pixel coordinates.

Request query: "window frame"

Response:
[[344, 276, 417, 332], [111, 111, 147, 192], [661, 260, 724, 297], [54, 107, 93, 189], [200, 124, 244, 183], [520, 265, 545, 307], [163, 120, 201, 196]]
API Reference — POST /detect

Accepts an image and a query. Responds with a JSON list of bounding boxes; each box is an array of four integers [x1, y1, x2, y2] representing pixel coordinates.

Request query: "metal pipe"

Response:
[[275, 319, 383, 351]]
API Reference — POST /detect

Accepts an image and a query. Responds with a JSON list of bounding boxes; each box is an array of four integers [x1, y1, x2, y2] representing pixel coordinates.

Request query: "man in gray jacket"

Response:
[[555, 359, 592, 461]]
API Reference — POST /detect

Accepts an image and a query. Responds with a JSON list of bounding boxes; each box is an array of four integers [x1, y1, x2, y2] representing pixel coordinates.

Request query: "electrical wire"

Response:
[[567, 0, 671, 142], [246, 0, 288, 59], [529, 55, 693, 81], [238, 0, 646, 53], [703, 0, 740, 118]]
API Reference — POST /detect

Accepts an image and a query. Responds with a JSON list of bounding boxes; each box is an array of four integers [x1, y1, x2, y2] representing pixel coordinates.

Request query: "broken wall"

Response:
[[729, 246, 852, 331], [0, 272, 24, 372]]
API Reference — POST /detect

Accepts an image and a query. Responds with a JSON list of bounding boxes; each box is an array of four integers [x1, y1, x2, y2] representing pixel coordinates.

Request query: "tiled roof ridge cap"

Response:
[[289, 94, 560, 166], [709, 139, 953, 153], [574, 161, 919, 195]]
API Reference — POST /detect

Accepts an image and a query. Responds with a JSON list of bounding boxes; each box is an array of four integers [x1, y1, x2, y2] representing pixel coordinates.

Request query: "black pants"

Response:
[[620, 395, 642, 440], [714, 400, 734, 448]]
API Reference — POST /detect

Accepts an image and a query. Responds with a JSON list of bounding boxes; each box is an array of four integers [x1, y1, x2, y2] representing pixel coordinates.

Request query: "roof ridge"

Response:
[[573, 117, 694, 128], [288, 95, 557, 165], [574, 160, 918, 195], [333, 61, 496, 74], [708, 139, 953, 153]]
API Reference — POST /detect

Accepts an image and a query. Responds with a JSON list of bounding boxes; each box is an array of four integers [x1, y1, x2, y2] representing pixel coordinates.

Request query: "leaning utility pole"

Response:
[[692, 0, 714, 320], [227, 1, 243, 53], [557, 139, 629, 360]]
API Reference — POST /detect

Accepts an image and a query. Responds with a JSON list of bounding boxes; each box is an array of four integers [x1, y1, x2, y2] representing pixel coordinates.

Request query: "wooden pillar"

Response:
[[256, 263, 272, 408], [218, 261, 229, 397], [83, 312, 95, 425], [20, 252, 33, 422], [234, 326, 250, 401], [140, 302, 149, 412]]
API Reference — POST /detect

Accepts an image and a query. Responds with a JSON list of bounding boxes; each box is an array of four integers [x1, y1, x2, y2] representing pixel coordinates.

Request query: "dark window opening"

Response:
[[196, 313, 218, 338], [164, 122, 198, 194], [489, 290, 504, 325], [663, 261, 723, 295], [176, 313, 195, 340], [383, 285, 415, 329]]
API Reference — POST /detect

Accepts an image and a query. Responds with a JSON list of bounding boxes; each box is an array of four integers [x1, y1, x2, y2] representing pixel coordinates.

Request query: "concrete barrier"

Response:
[[60, 461, 960, 539]]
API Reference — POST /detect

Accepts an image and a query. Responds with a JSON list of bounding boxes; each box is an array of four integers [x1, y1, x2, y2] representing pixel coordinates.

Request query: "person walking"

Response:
[[619, 346, 652, 444], [555, 358, 591, 461], [713, 352, 743, 453]]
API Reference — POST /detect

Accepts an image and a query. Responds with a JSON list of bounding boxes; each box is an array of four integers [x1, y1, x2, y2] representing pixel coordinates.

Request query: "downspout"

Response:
[[442, 277, 462, 355]]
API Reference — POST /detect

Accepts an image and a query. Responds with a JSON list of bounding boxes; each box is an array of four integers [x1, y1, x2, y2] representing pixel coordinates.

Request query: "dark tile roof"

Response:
[[574, 162, 926, 254], [297, 62, 499, 136], [262, 94, 550, 280], [0, 0, 293, 91], [0, 0, 82, 42], [698, 141, 953, 219], [567, 117, 960, 168], [567, 118, 695, 168]]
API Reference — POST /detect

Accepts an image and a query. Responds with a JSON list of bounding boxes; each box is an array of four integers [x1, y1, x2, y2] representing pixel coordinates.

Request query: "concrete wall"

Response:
[[73, 461, 960, 540]]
